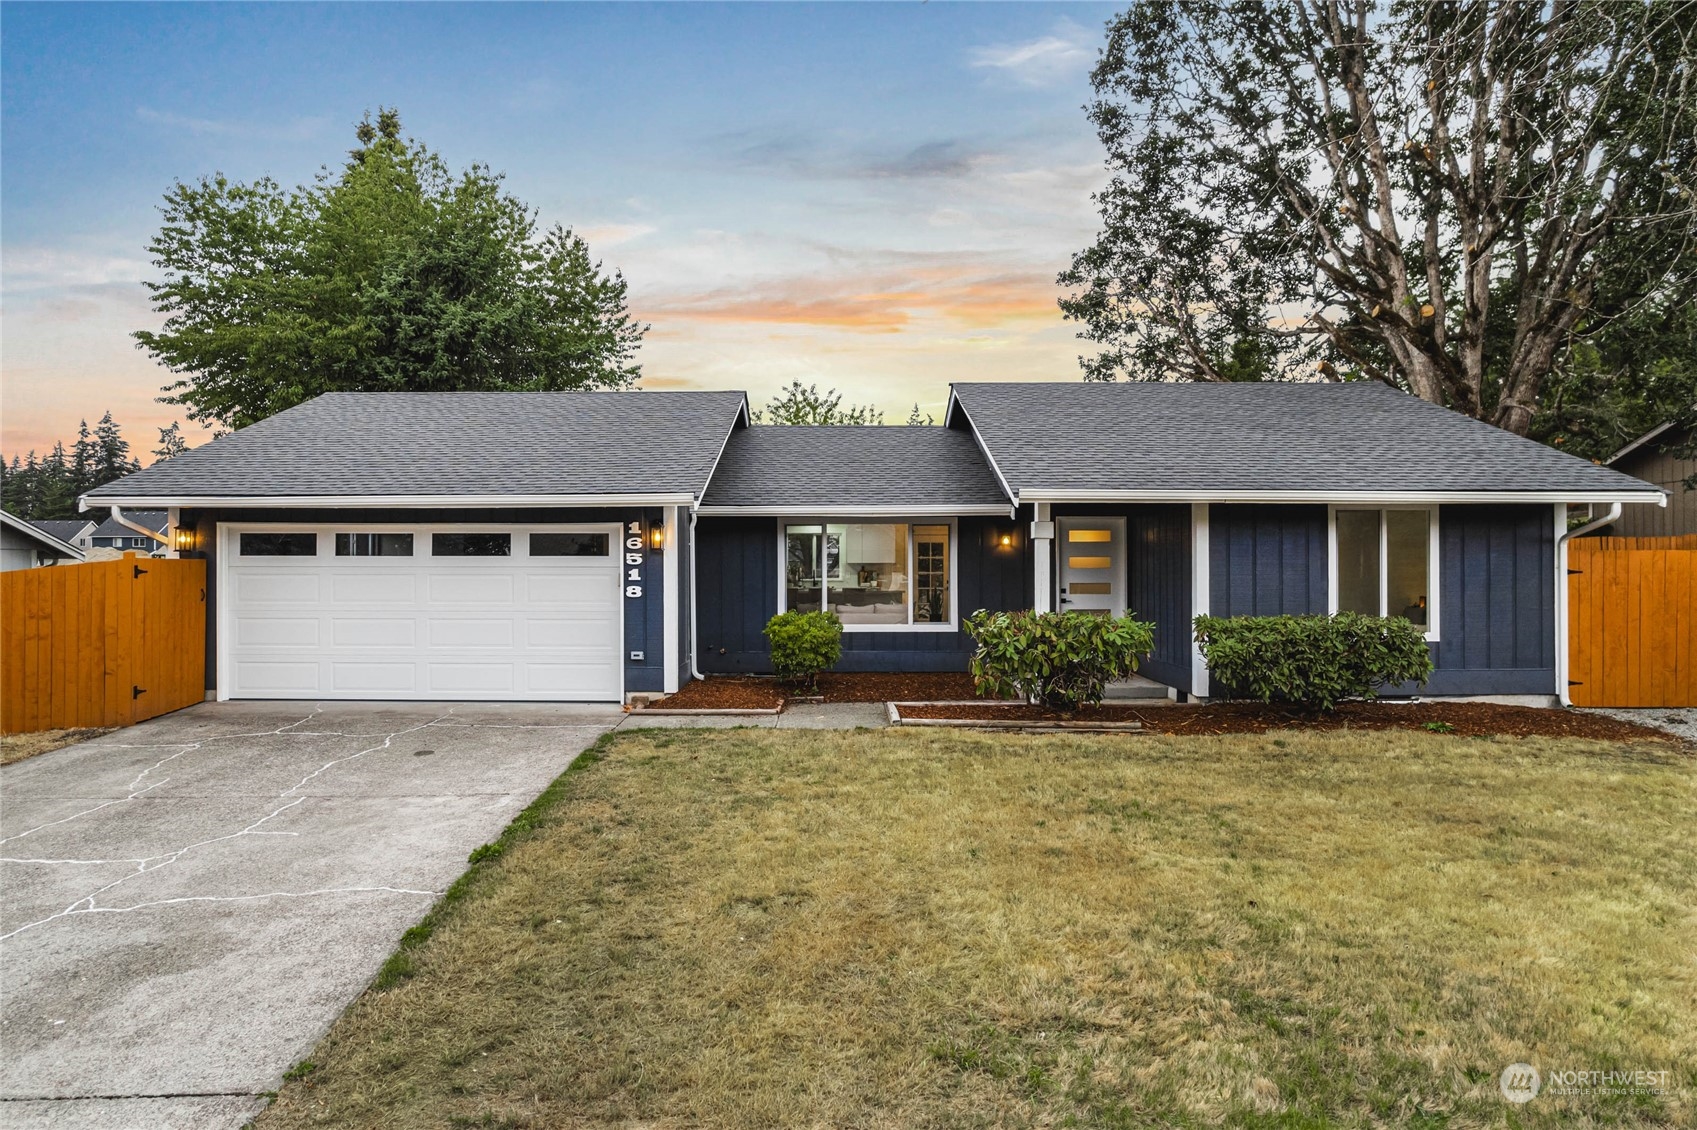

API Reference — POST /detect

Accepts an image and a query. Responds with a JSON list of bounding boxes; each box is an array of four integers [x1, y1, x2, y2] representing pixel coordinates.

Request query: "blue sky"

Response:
[[2, 1, 1119, 455]]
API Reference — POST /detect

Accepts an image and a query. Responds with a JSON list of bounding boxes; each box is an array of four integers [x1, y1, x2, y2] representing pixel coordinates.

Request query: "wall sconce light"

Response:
[[998, 530, 1014, 549], [650, 522, 665, 550], [174, 526, 195, 553]]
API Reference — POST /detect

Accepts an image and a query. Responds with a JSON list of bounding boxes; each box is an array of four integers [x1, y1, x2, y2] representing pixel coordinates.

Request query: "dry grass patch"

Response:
[[261, 729, 1696, 1129], [0, 727, 113, 765]]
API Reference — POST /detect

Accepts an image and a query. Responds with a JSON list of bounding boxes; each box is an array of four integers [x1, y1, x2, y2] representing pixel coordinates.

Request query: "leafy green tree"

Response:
[[135, 109, 646, 431], [752, 381, 884, 425], [905, 404, 935, 426], [1062, 0, 1697, 435]]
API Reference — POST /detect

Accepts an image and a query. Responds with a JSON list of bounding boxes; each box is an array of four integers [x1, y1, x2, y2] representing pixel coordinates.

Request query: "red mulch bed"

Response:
[[656, 672, 1000, 711], [655, 677, 785, 710], [896, 700, 1681, 743]]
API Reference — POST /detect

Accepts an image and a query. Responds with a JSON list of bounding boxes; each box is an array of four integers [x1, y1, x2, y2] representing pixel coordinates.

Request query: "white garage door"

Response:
[[221, 524, 623, 701]]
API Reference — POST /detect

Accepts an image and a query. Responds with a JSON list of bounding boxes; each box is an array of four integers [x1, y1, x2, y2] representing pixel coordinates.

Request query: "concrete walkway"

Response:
[[0, 701, 621, 1130], [617, 701, 890, 730]]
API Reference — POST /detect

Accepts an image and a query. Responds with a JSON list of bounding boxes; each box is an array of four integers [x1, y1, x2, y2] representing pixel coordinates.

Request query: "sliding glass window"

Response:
[[1334, 508, 1435, 633]]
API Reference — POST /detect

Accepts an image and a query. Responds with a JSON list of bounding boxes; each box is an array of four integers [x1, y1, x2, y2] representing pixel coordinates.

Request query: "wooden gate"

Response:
[[1, 554, 206, 734], [1567, 535, 1697, 707]]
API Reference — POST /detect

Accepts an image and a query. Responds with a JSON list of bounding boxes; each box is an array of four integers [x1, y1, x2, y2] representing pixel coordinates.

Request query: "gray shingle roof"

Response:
[[89, 511, 168, 538], [950, 381, 1663, 498], [699, 426, 1011, 511], [29, 519, 95, 542], [84, 392, 749, 503]]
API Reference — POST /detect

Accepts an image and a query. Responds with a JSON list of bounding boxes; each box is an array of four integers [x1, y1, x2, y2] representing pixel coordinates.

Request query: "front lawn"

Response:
[[262, 728, 1695, 1129]]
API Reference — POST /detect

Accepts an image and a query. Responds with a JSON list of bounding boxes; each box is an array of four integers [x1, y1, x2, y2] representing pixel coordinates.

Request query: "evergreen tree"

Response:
[[153, 421, 190, 462], [71, 418, 95, 494], [91, 411, 139, 487]]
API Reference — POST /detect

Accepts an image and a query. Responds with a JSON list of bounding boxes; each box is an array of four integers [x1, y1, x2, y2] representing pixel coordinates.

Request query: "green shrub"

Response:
[[763, 610, 843, 691], [1192, 612, 1433, 711], [965, 609, 1156, 712]]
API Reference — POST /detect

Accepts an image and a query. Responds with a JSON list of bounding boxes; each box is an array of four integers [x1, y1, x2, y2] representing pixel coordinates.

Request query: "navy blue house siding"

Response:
[[1208, 505, 1328, 617], [1426, 504, 1555, 695], [1126, 506, 1193, 692], [696, 515, 1030, 674], [695, 517, 780, 673], [623, 508, 667, 694]]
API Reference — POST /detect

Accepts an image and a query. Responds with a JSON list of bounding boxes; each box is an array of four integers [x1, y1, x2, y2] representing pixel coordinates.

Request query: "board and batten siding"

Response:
[[1426, 503, 1554, 695], [1207, 505, 1329, 618], [695, 516, 1030, 674], [1199, 502, 1553, 697]]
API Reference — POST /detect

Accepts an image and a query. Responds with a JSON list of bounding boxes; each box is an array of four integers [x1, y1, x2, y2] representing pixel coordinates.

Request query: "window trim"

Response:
[[776, 517, 959, 633], [1326, 505, 1440, 641]]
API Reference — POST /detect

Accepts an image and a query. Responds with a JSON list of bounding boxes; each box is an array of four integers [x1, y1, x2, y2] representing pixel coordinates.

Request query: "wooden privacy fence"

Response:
[[2, 554, 206, 734], [1567, 535, 1697, 708]]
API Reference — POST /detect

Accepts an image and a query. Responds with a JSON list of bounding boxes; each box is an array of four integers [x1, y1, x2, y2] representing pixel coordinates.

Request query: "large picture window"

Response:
[[1333, 508, 1436, 635], [783, 522, 951, 628]]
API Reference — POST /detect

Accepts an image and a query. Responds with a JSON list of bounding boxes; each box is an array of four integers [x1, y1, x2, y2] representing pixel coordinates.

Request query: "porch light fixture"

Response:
[[650, 522, 665, 550], [998, 530, 1014, 549], [174, 526, 194, 552]]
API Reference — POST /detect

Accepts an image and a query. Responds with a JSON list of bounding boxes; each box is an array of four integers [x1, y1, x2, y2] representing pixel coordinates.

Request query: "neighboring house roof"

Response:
[[1606, 416, 1693, 466], [947, 380, 1665, 502], [82, 391, 751, 507], [698, 426, 1013, 514], [29, 518, 95, 543], [2, 511, 84, 559], [89, 510, 169, 540]]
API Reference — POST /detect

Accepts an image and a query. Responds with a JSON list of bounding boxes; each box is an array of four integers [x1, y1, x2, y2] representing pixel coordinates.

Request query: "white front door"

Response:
[[222, 524, 623, 701], [1057, 517, 1126, 617]]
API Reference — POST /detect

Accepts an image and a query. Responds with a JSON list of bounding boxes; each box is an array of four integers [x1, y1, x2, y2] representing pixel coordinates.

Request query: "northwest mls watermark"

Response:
[[1500, 1062, 1675, 1104]]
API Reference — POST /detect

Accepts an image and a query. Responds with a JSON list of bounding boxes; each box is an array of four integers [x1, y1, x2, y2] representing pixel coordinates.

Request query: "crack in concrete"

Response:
[[0, 707, 327, 848], [0, 707, 458, 942]]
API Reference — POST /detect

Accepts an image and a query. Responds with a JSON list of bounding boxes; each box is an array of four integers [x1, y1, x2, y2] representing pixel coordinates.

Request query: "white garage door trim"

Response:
[[217, 522, 624, 702]]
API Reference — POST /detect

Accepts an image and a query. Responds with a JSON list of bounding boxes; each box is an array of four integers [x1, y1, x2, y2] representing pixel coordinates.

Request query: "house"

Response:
[[86, 510, 170, 555], [28, 518, 97, 550], [1, 511, 85, 570], [1595, 418, 1695, 537], [80, 383, 1665, 708]]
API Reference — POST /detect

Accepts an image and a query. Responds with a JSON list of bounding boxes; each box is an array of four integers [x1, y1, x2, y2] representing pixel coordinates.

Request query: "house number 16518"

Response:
[[624, 521, 644, 598]]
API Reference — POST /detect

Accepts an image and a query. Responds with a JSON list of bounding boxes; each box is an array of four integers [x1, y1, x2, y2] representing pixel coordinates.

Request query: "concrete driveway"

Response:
[[0, 701, 622, 1129]]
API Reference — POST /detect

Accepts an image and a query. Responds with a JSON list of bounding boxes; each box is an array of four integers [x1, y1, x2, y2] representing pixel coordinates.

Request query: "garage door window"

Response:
[[240, 532, 316, 556], [335, 532, 414, 557], [530, 532, 609, 557], [432, 532, 511, 557]]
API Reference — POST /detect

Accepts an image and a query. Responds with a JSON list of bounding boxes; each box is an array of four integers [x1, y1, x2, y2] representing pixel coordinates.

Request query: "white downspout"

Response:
[[688, 507, 704, 682], [1555, 502, 1621, 707], [107, 505, 169, 552]]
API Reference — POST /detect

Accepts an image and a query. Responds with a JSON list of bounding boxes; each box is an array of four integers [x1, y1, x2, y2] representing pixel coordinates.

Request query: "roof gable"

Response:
[[700, 426, 1010, 512]]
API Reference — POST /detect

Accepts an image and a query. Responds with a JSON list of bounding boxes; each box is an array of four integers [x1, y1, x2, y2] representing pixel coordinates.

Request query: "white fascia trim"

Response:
[[697, 504, 1013, 517], [693, 402, 752, 507], [943, 390, 1019, 507], [81, 493, 696, 510], [1016, 489, 1668, 506], [0, 510, 84, 558]]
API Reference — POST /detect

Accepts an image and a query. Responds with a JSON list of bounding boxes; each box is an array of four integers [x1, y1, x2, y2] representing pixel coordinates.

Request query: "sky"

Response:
[[1, 1, 1121, 459]]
